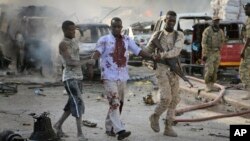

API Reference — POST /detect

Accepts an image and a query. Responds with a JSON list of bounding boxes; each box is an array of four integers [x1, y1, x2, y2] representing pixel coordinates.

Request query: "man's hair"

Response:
[[166, 11, 177, 17], [244, 2, 250, 9], [62, 20, 75, 31], [111, 17, 122, 24]]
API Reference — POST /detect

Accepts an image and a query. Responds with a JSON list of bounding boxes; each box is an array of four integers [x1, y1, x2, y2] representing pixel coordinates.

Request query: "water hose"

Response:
[[174, 76, 250, 123]]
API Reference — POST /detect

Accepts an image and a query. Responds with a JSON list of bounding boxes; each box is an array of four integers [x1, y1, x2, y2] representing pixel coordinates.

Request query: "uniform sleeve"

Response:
[[143, 31, 159, 54], [201, 28, 209, 57], [246, 19, 250, 39], [127, 37, 142, 56], [160, 31, 185, 59], [220, 29, 225, 47], [95, 37, 105, 54]]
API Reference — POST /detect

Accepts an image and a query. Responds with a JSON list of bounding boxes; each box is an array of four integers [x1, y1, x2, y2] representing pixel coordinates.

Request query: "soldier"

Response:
[[145, 11, 184, 137], [239, 3, 250, 100], [201, 16, 225, 92]]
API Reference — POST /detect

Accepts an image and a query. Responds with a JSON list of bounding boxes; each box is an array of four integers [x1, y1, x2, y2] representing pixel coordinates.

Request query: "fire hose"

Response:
[[174, 76, 250, 123]]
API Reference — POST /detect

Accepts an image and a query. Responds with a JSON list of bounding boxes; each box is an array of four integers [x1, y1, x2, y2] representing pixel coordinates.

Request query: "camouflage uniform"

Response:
[[145, 30, 184, 136], [239, 17, 250, 99], [201, 26, 224, 91]]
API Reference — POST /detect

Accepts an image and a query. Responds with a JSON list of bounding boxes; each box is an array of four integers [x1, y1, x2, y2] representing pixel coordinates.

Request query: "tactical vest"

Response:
[[156, 30, 179, 51], [205, 26, 224, 50]]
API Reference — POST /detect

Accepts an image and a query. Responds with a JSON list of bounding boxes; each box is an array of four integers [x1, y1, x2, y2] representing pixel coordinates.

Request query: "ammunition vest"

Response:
[[205, 26, 224, 50]]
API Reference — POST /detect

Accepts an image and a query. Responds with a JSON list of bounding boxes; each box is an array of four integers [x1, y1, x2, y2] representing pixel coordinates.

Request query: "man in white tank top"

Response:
[[53, 20, 95, 141]]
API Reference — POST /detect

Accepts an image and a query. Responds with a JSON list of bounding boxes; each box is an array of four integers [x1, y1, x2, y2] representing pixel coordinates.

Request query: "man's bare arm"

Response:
[[138, 50, 153, 59], [139, 50, 161, 61], [91, 51, 101, 60]]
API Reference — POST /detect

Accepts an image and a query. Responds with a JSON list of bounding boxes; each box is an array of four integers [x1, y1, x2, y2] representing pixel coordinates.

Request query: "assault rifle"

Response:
[[151, 31, 193, 87]]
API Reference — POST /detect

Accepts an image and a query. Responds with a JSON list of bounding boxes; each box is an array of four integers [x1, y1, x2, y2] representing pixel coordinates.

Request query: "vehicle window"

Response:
[[121, 29, 125, 35], [77, 26, 110, 43], [220, 23, 242, 41], [179, 19, 208, 32], [100, 27, 109, 36], [75, 29, 81, 41], [132, 28, 151, 35], [179, 19, 194, 31], [81, 29, 92, 43]]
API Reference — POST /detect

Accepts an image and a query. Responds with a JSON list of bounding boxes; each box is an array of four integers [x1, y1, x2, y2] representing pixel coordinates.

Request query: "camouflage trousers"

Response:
[[103, 80, 126, 133], [154, 64, 180, 119], [204, 52, 220, 84], [239, 58, 250, 90]]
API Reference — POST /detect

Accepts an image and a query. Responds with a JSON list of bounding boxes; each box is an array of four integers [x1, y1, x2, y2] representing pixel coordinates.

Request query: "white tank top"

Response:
[[60, 37, 83, 81]]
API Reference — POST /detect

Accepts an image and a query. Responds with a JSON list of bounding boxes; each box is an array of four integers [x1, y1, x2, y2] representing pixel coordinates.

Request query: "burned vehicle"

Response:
[[0, 5, 62, 74], [19, 16, 53, 74], [122, 21, 153, 66], [75, 23, 110, 80]]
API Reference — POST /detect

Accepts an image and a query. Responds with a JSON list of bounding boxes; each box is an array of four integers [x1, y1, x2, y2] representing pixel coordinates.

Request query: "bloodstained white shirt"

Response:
[[96, 34, 141, 81]]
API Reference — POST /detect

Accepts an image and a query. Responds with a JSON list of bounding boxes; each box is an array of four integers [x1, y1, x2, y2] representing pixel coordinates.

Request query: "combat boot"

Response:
[[149, 113, 160, 132], [205, 83, 212, 92], [163, 118, 178, 137], [210, 83, 220, 91], [242, 85, 250, 100], [242, 94, 250, 100]]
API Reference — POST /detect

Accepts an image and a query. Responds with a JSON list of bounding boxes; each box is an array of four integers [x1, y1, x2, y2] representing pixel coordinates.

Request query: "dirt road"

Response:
[[0, 66, 250, 141]]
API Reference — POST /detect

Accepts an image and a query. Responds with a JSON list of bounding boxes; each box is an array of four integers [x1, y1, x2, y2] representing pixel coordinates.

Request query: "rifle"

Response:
[[165, 57, 193, 87], [152, 32, 164, 70], [151, 31, 193, 87]]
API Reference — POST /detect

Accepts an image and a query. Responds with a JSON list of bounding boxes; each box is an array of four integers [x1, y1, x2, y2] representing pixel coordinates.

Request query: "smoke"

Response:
[[1, 0, 212, 26], [0, 0, 212, 76]]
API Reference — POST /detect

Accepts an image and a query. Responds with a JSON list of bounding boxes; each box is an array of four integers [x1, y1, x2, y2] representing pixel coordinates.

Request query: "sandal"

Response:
[[82, 120, 97, 128]]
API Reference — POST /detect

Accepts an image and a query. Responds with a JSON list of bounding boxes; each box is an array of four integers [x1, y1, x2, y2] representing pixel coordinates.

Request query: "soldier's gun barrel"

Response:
[[165, 58, 193, 87]]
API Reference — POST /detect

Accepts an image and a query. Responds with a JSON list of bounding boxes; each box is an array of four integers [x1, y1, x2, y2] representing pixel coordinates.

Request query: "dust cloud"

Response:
[[1, 0, 212, 26], [0, 0, 211, 77]]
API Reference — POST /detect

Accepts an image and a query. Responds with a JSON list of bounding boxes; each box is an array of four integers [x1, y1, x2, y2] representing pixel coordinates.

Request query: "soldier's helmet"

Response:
[[243, 2, 250, 9]]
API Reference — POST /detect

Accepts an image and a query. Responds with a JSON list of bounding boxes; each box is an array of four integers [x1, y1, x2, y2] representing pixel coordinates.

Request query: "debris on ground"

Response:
[[34, 88, 46, 96], [29, 112, 58, 141], [0, 82, 18, 93], [82, 120, 97, 128], [208, 133, 229, 138], [143, 94, 155, 105], [0, 130, 27, 141], [190, 127, 203, 132]]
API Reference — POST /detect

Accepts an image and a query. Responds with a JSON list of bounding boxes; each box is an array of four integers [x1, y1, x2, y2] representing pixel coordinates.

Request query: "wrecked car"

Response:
[[75, 23, 110, 80], [122, 21, 153, 66]]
